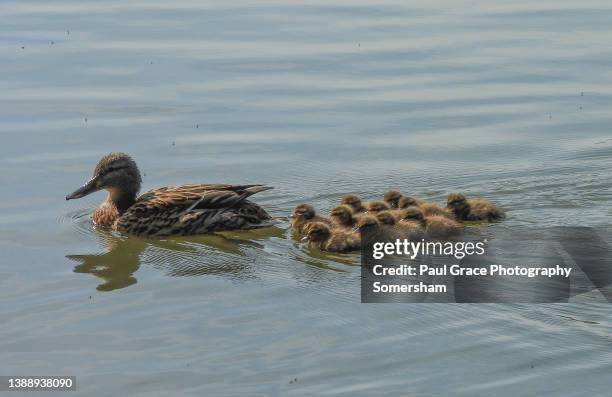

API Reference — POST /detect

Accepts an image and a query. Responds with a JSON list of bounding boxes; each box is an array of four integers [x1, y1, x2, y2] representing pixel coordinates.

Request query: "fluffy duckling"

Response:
[[306, 222, 360, 252], [375, 211, 397, 226], [446, 193, 505, 222], [330, 204, 357, 229], [398, 196, 425, 209], [378, 210, 424, 240], [357, 215, 384, 246], [291, 204, 331, 234], [398, 206, 426, 226], [425, 215, 462, 238], [340, 194, 367, 214], [419, 202, 454, 219], [367, 200, 390, 213], [383, 190, 403, 208], [399, 206, 460, 238]]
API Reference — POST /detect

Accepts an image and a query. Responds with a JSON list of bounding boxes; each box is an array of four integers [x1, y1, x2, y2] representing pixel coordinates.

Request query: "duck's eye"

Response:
[[102, 164, 127, 175]]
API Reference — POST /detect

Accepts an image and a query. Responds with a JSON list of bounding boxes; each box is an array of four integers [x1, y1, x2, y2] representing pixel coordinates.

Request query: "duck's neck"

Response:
[[106, 187, 137, 213], [93, 188, 137, 227]]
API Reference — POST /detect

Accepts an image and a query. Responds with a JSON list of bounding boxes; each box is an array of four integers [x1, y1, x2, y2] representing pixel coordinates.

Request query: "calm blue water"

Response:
[[1, 1, 611, 396]]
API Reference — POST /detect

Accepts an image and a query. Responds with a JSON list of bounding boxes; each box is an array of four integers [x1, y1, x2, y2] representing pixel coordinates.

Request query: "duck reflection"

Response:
[[67, 225, 285, 291]]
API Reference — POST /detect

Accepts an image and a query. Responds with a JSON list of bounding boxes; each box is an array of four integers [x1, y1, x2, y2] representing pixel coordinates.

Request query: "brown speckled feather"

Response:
[[115, 184, 272, 237]]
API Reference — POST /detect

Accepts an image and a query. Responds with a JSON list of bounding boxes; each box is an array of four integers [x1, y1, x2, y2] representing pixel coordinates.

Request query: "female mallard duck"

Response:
[[65, 153, 273, 237], [446, 193, 505, 222], [305, 222, 360, 252], [340, 194, 367, 213], [291, 204, 331, 235]]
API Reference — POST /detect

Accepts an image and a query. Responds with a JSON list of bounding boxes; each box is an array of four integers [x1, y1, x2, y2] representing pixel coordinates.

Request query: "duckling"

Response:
[[399, 206, 460, 238], [65, 152, 273, 237], [367, 200, 390, 213], [446, 193, 505, 222], [398, 196, 425, 209], [330, 204, 357, 229], [377, 210, 424, 240], [383, 190, 402, 208], [419, 202, 454, 219], [375, 211, 397, 226], [291, 204, 332, 235], [305, 222, 360, 252], [357, 215, 385, 246], [398, 206, 426, 226], [424, 215, 462, 238], [340, 193, 367, 213]]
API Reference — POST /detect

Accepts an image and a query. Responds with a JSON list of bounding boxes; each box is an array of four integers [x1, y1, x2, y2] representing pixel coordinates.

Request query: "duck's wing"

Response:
[[134, 184, 271, 210], [116, 184, 273, 236], [136, 183, 268, 200]]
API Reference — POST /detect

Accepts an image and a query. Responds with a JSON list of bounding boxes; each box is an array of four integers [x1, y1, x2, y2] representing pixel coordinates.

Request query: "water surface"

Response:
[[1, 1, 611, 395]]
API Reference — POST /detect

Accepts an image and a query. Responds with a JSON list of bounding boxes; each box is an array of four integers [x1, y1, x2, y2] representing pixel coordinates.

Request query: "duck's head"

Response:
[[66, 153, 141, 205], [340, 194, 364, 212], [330, 205, 354, 226], [306, 222, 331, 243], [292, 204, 316, 220], [357, 215, 379, 233], [398, 196, 419, 209], [402, 206, 425, 224], [367, 200, 390, 213], [376, 211, 396, 226], [383, 191, 402, 208], [447, 193, 468, 214]]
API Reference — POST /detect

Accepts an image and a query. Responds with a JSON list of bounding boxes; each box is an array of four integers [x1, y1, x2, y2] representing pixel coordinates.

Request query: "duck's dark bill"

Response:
[[66, 177, 99, 200]]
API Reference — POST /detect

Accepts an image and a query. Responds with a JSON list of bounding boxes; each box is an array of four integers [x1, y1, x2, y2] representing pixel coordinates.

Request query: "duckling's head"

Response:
[[398, 196, 419, 209], [357, 215, 379, 233], [293, 204, 316, 220], [402, 206, 425, 223], [376, 211, 396, 226], [341, 194, 364, 212], [383, 191, 402, 208], [306, 222, 331, 243], [367, 200, 390, 213], [66, 153, 142, 206], [330, 205, 354, 226], [447, 193, 469, 214]]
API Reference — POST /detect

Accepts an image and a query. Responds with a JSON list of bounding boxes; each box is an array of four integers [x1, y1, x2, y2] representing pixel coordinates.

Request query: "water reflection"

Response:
[[68, 234, 144, 291], [67, 225, 286, 291]]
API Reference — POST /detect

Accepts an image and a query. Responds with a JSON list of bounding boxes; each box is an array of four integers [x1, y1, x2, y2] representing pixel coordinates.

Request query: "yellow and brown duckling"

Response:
[[447, 193, 505, 222], [375, 211, 397, 226], [66, 153, 273, 237], [340, 193, 367, 213], [383, 190, 403, 208], [377, 210, 424, 240], [330, 204, 357, 229], [357, 215, 408, 246], [398, 196, 425, 209], [357, 215, 384, 246], [419, 202, 454, 219], [425, 215, 462, 238], [400, 206, 461, 238], [367, 200, 390, 213], [291, 203, 332, 235], [305, 222, 360, 253]]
